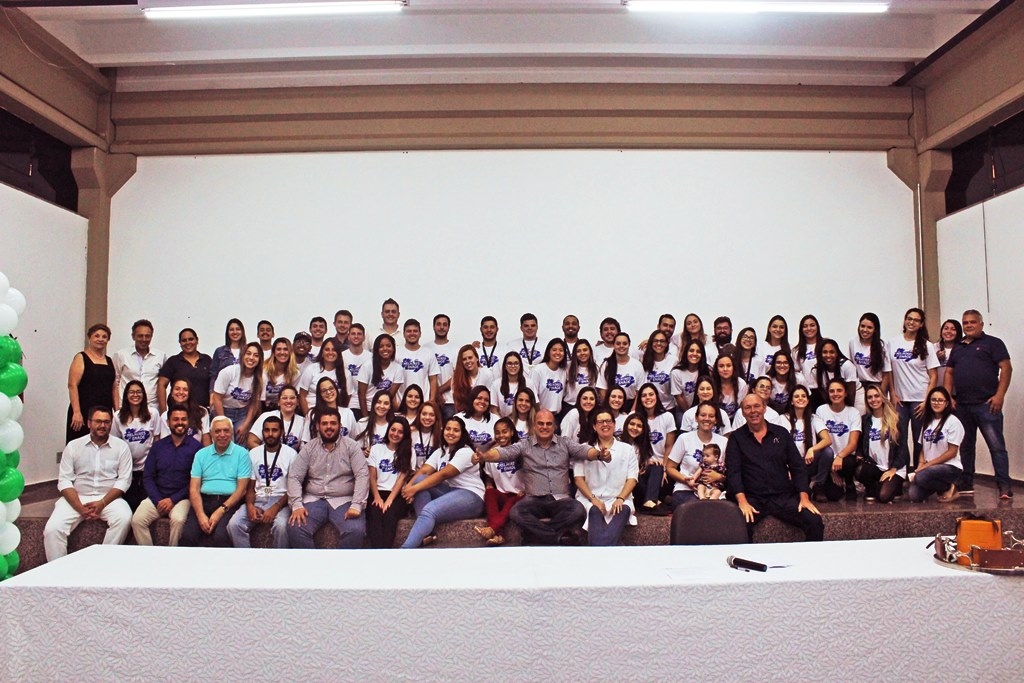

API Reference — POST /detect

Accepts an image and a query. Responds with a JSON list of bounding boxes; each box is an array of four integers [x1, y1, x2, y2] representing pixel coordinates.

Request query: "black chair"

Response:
[[670, 500, 749, 545]]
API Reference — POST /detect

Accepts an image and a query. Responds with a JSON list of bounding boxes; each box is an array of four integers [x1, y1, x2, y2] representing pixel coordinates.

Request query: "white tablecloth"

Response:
[[1, 538, 1021, 681]]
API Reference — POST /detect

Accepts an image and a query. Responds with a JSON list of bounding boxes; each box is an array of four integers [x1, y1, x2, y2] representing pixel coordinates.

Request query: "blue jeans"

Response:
[[227, 501, 290, 548], [956, 403, 1011, 490], [401, 477, 484, 548], [222, 406, 250, 445], [896, 401, 925, 469], [587, 505, 630, 546], [670, 490, 698, 508], [637, 464, 664, 506], [908, 463, 961, 502], [287, 500, 365, 549]]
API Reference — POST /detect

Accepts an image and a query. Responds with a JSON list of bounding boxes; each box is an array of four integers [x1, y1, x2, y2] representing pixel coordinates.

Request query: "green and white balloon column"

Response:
[[0, 272, 28, 580]]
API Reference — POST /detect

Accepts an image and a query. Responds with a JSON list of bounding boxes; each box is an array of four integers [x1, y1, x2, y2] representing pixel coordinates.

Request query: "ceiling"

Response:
[[10, 0, 1004, 92]]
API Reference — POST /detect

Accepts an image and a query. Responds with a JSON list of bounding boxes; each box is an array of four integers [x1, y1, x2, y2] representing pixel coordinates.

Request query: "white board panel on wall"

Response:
[[936, 203, 987, 323], [0, 183, 88, 485], [108, 150, 915, 363]]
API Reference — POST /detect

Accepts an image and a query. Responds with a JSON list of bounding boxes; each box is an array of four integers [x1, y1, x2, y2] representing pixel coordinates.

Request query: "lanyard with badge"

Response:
[[481, 343, 497, 367], [521, 339, 538, 365], [261, 446, 282, 498]]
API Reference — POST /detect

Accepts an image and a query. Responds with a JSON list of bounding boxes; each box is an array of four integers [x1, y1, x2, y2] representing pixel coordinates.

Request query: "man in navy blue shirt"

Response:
[[726, 394, 823, 542], [944, 309, 1013, 498], [130, 406, 201, 546]]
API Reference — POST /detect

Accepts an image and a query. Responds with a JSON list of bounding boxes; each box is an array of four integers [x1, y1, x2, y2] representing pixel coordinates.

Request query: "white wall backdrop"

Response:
[[108, 150, 916, 365], [938, 185, 1024, 482], [0, 182, 88, 485]]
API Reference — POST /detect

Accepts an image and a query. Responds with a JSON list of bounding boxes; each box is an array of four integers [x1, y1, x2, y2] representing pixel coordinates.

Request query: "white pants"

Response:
[[131, 497, 191, 546], [43, 495, 132, 562]]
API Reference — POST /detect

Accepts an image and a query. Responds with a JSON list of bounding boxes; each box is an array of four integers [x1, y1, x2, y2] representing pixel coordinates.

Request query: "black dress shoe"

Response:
[[558, 528, 584, 546]]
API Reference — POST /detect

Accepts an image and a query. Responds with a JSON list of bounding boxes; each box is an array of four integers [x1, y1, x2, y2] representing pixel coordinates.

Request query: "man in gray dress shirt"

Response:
[[286, 409, 368, 549], [474, 409, 609, 545]]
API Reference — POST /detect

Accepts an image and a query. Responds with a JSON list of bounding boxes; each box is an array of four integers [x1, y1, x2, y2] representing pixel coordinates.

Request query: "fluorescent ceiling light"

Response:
[[141, 1, 406, 19], [624, 1, 889, 13]]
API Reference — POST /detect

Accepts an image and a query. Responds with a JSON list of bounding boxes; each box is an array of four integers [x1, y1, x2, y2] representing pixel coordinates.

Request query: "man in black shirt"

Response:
[[726, 394, 823, 542]]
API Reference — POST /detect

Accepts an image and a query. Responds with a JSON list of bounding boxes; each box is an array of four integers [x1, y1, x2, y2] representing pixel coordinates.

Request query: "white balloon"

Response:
[[0, 394, 10, 424], [0, 272, 8, 302], [3, 288, 25, 317], [4, 499, 20, 523], [0, 305, 16, 336], [0, 522, 20, 556], [0, 421, 23, 453], [8, 397, 22, 421], [0, 503, 6, 526]]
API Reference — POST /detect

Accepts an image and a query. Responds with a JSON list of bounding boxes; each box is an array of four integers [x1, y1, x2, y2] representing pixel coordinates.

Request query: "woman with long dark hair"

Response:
[[530, 338, 569, 415], [303, 376, 357, 442], [366, 415, 414, 549], [711, 353, 748, 421], [113, 380, 163, 510], [565, 339, 599, 412], [410, 401, 442, 469], [666, 401, 728, 508], [766, 351, 804, 413], [848, 312, 891, 413], [462, 385, 495, 447], [908, 387, 964, 503], [161, 378, 211, 445], [759, 315, 791, 370], [475, 417, 524, 546], [490, 352, 525, 418], [733, 326, 763, 386], [671, 340, 710, 415], [297, 337, 348, 414], [357, 333, 403, 416], [209, 318, 246, 396], [935, 318, 963, 388], [596, 332, 645, 405], [560, 386, 599, 443], [400, 416, 485, 548], [888, 307, 938, 471], [211, 341, 264, 443], [808, 338, 857, 410], [794, 314, 823, 379], [678, 376, 731, 435], [639, 330, 675, 412], [814, 379, 861, 501]]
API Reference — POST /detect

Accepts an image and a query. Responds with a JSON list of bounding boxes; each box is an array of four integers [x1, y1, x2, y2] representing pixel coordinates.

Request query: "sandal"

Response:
[[938, 484, 960, 503], [474, 525, 495, 540], [487, 535, 505, 546], [422, 535, 437, 547]]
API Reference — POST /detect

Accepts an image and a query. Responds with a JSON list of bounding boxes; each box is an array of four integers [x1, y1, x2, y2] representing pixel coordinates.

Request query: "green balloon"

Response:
[[0, 467, 24, 503], [4, 450, 18, 469], [4, 550, 19, 575], [0, 337, 22, 367], [0, 363, 27, 397]]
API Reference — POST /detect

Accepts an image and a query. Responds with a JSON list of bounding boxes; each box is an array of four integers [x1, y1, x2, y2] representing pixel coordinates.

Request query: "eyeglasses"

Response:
[[126, 390, 144, 396], [594, 419, 614, 425], [905, 316, 923, 323]]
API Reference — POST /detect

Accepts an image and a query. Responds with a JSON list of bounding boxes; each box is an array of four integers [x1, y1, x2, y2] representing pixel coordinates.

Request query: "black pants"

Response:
[[510, 495, 585, 545], [854, 460, 903, 504], [181, 494, 235, 547], [365, 492, 409, 549], [745, 493, 824, 542]]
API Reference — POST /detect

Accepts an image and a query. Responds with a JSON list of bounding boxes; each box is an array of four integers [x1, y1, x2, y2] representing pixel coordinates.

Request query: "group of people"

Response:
[[46, 301, 1012, 557]]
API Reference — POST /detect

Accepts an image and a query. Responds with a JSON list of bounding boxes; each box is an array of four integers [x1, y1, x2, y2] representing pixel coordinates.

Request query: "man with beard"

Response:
[[131, 405, 202, 546], [228, 415, 297, 548], [287, 409, 368, 549], [708, 316, 734, 361], [44, 406, 133, 561], [560, 314, 580, 355]]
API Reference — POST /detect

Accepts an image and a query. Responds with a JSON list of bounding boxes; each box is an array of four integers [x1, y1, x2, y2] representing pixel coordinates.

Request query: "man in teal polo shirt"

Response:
[[181, 415, 251, 547]]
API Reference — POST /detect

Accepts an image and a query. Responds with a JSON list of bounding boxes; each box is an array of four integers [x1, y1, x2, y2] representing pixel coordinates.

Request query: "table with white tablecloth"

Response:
[[1, 538, 1021, 681]]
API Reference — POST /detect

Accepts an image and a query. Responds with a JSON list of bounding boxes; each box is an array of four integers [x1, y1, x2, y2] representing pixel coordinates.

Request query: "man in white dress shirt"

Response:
[[114, 319, 166, 412], [44, 406, 133, 561]]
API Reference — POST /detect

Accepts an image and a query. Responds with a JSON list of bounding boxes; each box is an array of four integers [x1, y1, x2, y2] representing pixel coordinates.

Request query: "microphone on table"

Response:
[[727, 555, 768, 572]]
